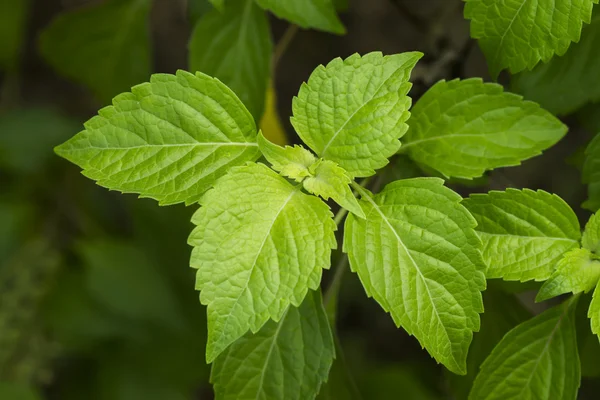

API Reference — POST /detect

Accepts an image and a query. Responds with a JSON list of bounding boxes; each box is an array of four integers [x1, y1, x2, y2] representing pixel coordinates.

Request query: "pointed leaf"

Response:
[[463, 189, 580, 282], [303, 160, 365, 218], [464, 0, 599, 78], [211, 290, 335, 400], [189, 163, 337, 362], [589, 281, 600, 341], [402, 79, 567, 179], [39, 0, 152, 103], [584, 133, 600, 211], [583, 212, 600, 252], [469, 298, 580, 400], [189, 0, 272, 121], [255, 0, 345, 34], [447, 289, 531, 399], [291, 51, 423, 178], [512, 10, 600, 115], [537, 249, 600, 302], [257, 132, 316, 182], [55, 70, 260, 205], [343, 178, 486, 374]]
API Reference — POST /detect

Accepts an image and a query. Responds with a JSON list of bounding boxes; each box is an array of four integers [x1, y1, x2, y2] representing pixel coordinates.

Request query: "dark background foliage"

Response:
[[1, 0, 598, 398]]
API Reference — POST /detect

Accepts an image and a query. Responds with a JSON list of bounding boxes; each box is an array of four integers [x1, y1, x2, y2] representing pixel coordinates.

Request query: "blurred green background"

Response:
[[1, 0, 599, 399]]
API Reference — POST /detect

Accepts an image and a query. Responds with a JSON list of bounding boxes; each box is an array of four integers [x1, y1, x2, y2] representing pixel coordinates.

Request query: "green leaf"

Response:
[[55, 70, 261, 206], [0, 0, 30, 71], [316, 335, 362, 400], [401, 78, 567, 179], [469, 297, 580, 400], [255, 0, 345, 34], [189, 163, 337, 362], [463, 189, 581, 282], [464, 0, 599, 78], [536, 249, 600, 301], [257, 132, 316, 182], [584, 133, 600, 211], [303, 160, 365, 219], [189, 0, 272, 121], [39, 0, 152, 103], [259, 133, 363, 217], [511, 10, 600, 115], [188, 0, 214, 22], [575, 294, 600, 377], [583, 212, 600, 252], [589, 281, 600, 341], [447, 289, 531, 400], [343, 178, 486, 374], [291, 52, 423, 178], [211, 290, 335, 399]]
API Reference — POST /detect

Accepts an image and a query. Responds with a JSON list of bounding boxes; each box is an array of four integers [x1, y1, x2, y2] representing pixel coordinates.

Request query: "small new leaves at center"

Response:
[[258, 133, 365, 218]]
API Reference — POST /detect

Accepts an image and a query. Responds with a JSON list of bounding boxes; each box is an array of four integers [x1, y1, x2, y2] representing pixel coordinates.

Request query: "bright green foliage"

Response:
[[344, 178, 486, 375], [584, 133, 600, 211], [583, 212, 600, 252], [469, 297, 580, 400], [0, 0, 30, 71], [448, 289, 531, 399], [39, 0, 152, 103], [464, 0, 599, 78], [211, 290, 334, 399], [402, 79, 567, 179], [590, 282, 600, 341], [291, 52, 423, 178], [303, 160, 365, 219], [54, 70, 261, 205], [537, 249, 600, 301], [512, 11, 600, 115], [189, 163, 337, 362], [257, 132, 316, 181], [255, 0, 344, 34], [258, 133, 364, 217], [462, 189, 580, 282], [189, 0, 272, 120]]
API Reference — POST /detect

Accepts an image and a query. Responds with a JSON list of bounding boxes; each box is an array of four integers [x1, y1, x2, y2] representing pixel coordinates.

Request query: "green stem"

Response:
[[350, 180, 371, 200], [333, 207, 349, 226], [325, 177, 373, 309]]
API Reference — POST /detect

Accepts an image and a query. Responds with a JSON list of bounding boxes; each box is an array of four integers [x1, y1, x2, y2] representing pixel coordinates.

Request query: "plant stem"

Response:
[[272, 24, 299, 71], [350, 180, 371, 199], [333, 207, 349, 226], [325, 176, 373, 308]]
